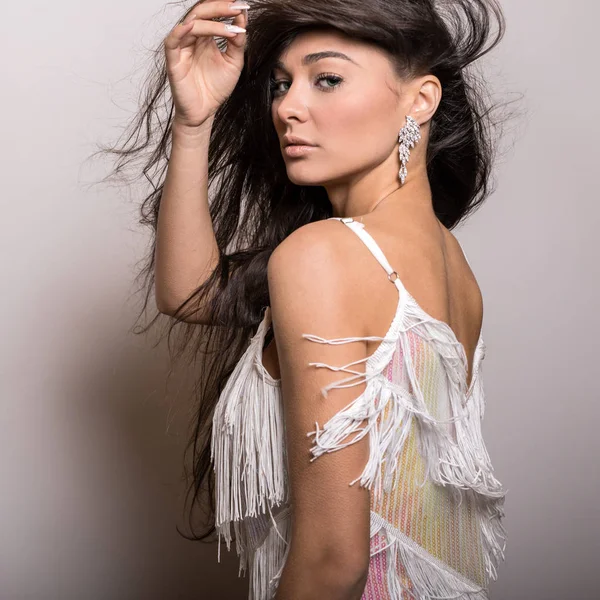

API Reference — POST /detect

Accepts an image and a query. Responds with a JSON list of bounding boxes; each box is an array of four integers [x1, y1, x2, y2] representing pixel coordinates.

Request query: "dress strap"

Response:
[[328, 217, 406, 294]]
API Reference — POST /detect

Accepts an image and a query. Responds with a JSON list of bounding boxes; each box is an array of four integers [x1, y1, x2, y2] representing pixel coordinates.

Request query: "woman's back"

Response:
[[211, 216, 507, 599], [263, 211, 483, 391]]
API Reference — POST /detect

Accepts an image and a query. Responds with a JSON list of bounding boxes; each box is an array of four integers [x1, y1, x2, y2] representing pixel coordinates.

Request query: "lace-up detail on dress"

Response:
[[211, 217, 507, 599]]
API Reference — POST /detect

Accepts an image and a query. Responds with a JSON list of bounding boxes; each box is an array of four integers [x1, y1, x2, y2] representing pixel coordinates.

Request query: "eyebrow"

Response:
[[273, 51, 359, 73]]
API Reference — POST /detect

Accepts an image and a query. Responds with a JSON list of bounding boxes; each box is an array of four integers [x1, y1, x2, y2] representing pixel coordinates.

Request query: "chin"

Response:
[[288, 175, 328, 187], [285, 164, 334, 186]]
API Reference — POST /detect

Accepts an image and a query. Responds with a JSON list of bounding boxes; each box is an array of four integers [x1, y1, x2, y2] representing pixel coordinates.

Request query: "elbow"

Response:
[[155, 283, 170, 314], [317, 539, 370, 590], [155, 297, 173, 316], [155, 280, 181, 316], [156, 295, 185, 318], [282, 548, 369, 600], [155, 287, 181, 316], [325, 553, 369, 597]]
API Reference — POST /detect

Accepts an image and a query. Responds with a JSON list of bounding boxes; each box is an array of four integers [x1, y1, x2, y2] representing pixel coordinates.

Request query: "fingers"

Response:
[[165, 1, 248, 51], [164, 1, 249, 72], [164, 19, 197, 65], [180, 0, 248, 28], [224, 8, 248, 59]]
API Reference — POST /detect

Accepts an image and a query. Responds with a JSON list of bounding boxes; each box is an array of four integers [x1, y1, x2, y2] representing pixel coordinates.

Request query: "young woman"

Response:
[[103, 1, 509, 597]]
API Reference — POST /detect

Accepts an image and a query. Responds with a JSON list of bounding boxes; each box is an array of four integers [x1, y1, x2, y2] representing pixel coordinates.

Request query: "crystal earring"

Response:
[[398, 115, 421, 185]]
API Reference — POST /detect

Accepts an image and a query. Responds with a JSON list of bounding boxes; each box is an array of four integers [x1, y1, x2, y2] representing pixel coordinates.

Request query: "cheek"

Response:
[[320, 92, 396, 162]]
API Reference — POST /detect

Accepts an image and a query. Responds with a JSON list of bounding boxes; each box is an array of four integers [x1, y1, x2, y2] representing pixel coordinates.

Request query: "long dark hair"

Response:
[[94, 0, 508, 543]]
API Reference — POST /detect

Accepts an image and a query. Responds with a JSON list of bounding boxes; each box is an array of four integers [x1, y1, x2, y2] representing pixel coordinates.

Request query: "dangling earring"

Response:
[[398, 115, 421, 185]]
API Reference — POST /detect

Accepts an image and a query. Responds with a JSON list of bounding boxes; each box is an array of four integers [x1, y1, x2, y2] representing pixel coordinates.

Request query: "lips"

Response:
[[283, 136, 315, 147], [283, 144, 317, 157]]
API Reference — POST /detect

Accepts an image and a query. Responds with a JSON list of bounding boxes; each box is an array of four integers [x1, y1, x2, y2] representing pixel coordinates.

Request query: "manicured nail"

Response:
[[229, 2, 251, 9], [225, 24, 246, 33]]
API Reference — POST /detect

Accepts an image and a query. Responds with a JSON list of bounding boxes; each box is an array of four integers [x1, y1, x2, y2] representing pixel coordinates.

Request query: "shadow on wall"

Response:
[[48, 307, 248, 599]]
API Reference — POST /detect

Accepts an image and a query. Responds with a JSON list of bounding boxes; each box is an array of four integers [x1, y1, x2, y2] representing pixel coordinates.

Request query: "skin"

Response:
[[265, 28, 484, 599], [266, 28, 482, 394]]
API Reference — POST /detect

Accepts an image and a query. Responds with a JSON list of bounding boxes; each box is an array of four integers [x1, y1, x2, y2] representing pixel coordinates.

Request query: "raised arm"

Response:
[[155, 1, 249, 322], [154, 117, 220, 322]]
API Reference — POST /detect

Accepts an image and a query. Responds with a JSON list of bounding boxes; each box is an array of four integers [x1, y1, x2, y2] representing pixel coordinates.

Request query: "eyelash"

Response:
[[269, 73, 344, 97]]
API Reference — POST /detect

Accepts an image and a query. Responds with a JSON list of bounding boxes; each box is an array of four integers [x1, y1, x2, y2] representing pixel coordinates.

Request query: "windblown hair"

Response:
[[96, 0, 508, 543]]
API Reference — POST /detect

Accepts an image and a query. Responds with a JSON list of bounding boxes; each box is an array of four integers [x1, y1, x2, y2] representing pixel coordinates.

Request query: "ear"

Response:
[[408, 74, 442, 124]]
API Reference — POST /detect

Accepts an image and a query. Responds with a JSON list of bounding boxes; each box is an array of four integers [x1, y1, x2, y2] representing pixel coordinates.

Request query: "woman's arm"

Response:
[[267, 221, 371, 598], [155, 117, 220, 322], [274, 552, 368, 600]]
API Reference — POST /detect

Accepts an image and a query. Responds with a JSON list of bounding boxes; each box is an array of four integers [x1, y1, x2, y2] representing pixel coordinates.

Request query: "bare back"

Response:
[[262, 214, 483, 389]]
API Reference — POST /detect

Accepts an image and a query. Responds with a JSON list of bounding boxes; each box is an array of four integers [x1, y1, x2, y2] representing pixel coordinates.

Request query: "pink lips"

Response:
[[284, 145, 318, 157]]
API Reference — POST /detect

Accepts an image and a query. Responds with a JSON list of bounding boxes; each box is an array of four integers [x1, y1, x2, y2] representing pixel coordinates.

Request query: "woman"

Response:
[[102, 0, 509, 597]]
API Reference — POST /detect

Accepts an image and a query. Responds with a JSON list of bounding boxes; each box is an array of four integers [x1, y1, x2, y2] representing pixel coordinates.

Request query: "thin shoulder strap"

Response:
[[328, 217, 406, 293]]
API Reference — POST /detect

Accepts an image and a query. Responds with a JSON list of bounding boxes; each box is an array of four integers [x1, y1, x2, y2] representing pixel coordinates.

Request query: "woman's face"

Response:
[[270, 29, 410, 186]]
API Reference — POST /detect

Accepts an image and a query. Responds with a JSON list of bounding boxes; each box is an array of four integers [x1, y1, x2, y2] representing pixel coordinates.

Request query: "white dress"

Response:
[[211, 216, 507, 599]]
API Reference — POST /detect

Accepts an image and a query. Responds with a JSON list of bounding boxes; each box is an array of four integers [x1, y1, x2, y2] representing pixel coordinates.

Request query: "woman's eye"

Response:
[[317, 74, 343, 90], [269, 74, 343, 97]]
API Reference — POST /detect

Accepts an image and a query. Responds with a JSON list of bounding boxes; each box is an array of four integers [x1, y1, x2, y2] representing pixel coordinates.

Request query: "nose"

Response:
[[275, 81, 309, 122]]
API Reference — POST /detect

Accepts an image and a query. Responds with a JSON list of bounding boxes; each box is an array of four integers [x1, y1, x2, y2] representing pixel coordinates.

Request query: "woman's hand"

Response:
[[163, 0, 249, 128]]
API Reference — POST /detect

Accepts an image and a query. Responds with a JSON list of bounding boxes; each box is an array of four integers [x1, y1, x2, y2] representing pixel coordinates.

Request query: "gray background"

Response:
[[1, 1, 598, 599]]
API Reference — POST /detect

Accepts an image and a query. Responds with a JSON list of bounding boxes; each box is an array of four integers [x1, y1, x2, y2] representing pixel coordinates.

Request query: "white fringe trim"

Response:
[[211, 308, 289, 553], [249, 506, 292, 600], [243, 509, 496, 600], [368, 512, 491, 599], [210, 302, 508, 598], [303, 301, 507, 586]]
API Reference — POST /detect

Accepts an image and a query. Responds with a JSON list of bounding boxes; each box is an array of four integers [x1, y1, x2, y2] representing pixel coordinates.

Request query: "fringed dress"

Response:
[[211, 216, 507, 599]]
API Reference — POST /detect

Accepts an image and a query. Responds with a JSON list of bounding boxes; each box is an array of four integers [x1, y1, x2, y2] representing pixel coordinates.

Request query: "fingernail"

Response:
[[225, 24, 247, 33], [229, 2, 251, 8]]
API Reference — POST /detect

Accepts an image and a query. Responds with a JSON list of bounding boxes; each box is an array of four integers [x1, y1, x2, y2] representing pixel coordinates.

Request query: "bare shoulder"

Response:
[[269, 220, 343, 283], [270, 219, 338, 255], [267, 219, 371, 336], [268, 218, 367, 275], [266, 214, 483, 377]]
